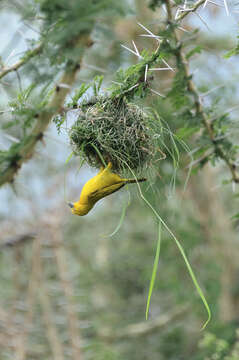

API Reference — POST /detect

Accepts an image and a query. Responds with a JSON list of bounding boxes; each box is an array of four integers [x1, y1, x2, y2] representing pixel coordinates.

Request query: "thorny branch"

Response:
[[0, 35, 92, 187], [166, 0, 239, 183], [0, 44, 43, 80], [175, 0, 207, 21]]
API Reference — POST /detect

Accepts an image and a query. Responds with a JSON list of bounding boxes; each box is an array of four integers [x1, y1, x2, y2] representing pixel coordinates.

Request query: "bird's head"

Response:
[[68, 201, 92, 216]]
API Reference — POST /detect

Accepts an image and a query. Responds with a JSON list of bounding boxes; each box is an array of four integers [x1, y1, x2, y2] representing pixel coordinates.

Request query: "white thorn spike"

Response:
[[161, 58, 175, 72], [223, 0, 229, 16], [150, 88, 166, 98], [5, 50, 16, 65], [162, 4, 167, 14], [121, 44, 142, 59], [111, 81, 122, 85], [139, 34, 162, 39], [126, 83, 139, 92], [194, 12, 212, 32], [144, 64, 148, 83], [137, 22, 160, 43], [175, 8, 180, 20], [201, 84, 225, 97], [203, 0, 209, 8], [178, 26, 190, 33], [208, 1, 224, 8], [149, 67, 176, 71], [132, 40, 140, 57]]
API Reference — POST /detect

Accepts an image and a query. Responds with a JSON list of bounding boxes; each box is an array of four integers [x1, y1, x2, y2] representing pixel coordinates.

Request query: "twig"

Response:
[[0, 35, 92, 187], [176, 0, 207, 21], [0, 44, 43, 80], [98, 305, 188, 341], [165, 0, 239, 183], [0, 233, 36, 248]]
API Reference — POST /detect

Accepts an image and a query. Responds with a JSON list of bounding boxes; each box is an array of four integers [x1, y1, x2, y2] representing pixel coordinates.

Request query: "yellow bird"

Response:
[[68, 162, 146, 216]]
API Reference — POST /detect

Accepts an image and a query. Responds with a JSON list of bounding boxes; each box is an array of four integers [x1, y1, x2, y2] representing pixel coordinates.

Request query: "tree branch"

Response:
[[165, 0, 239, 183], [98, 305, 188, 341], [0, 44, 43, 80], [176, 0, 207, 21], [0, 35, 92, 187]]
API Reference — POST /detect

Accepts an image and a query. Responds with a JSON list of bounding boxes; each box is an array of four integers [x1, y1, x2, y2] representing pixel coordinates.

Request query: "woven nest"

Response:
[[69, 97, 155, 173]]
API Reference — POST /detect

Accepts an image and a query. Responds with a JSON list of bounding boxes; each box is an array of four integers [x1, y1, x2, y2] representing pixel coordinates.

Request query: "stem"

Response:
[[0, 35, 92, 187], [0, 44, 43, 80]]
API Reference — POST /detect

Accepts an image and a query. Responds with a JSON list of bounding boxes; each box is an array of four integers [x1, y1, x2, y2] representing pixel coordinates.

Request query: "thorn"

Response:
[[207, 0, 223, 8], [162, 4, 167, 14], [3, 133, 20, 143], [200, 84, 225, 97], [203, 0, 209, 8], [175, 8, 180, 20], [126, 83, 139, 92], [82, 63, 106, 73], [149, 67, 176, 71], [139, 34, 162, 39], [144, 64, 148, 82], [178, 26, 190, 33], [223, 0, 229, 16], [149, 88, 165, 98], [194, 12, 212, 32], [132, 40, 140, 57], [137, 22, 161, 44], [58, 83, 71, 89], [121, 44, 142, 58], [5, 49, 16, 65], [161, 58, 175, 72], [111, 81, 123, 85]]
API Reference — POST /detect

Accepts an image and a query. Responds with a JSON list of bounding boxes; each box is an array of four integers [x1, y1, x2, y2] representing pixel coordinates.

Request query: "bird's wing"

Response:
[[88, 182, 125, 203]]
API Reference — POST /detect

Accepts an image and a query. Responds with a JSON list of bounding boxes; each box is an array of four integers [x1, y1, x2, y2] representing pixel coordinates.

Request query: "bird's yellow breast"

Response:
[[70, 162, 146, 216], [79, 163, 124, 206]]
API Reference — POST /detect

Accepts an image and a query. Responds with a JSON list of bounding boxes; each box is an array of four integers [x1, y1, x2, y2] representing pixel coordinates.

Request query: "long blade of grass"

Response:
[[124, 161, 211, 329], [91, 143, 107, 167], [141, 188, 211, 329], [64, 152, 85, 202], [105, 191, 131, 237], [146, 221, 161, 320]]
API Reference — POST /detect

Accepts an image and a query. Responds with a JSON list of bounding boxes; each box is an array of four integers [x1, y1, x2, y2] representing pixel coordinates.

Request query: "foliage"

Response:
[[0, 0, 239, 359]]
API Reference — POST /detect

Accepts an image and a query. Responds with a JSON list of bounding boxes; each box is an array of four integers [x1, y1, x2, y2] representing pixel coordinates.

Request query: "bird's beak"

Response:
[[68, 202, 74, 208]]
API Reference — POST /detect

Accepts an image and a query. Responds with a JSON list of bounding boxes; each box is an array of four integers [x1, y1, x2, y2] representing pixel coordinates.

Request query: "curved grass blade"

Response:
[[123, 161, 211, 329], [146, 221, 161, 320], [106, 190, 131, 238], [64, 151, 85, 202], [91, 143, 107, 167]]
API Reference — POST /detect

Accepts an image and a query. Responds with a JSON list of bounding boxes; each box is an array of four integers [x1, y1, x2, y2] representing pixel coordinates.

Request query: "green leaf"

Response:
[[231, 212, 239, 220], [146, 221, 161, 320], [186, 46, 202, 60]]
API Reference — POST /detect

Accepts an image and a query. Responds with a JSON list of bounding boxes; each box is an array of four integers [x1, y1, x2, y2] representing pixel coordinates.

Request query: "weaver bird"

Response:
[[68, 162, 146, 216]]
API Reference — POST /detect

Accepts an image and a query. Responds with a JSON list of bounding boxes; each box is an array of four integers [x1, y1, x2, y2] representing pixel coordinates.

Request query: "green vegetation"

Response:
[[0, 0, 239, 359]]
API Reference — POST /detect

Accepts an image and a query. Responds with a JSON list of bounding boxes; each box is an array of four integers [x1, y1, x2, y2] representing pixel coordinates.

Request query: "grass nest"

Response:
[[69, 97, 155, 173]]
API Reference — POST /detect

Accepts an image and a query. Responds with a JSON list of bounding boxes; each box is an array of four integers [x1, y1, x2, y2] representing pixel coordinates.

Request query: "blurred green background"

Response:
[[0, 0, 239, 359]]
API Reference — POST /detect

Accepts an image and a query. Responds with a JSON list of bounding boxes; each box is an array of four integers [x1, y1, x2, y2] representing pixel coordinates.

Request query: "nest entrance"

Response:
[[69, 97, 154, 173]]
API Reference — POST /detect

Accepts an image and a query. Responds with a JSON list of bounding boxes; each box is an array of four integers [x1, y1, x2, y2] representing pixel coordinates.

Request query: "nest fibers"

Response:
[[69, 97, 155, 173]]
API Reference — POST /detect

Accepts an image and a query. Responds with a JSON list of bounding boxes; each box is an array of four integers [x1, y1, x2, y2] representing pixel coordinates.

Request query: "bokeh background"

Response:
[[0, 0, 239, 359]]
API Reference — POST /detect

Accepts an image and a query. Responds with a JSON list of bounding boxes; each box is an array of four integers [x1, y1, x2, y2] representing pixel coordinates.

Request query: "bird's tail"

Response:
[[124, 178, 147, 184]]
